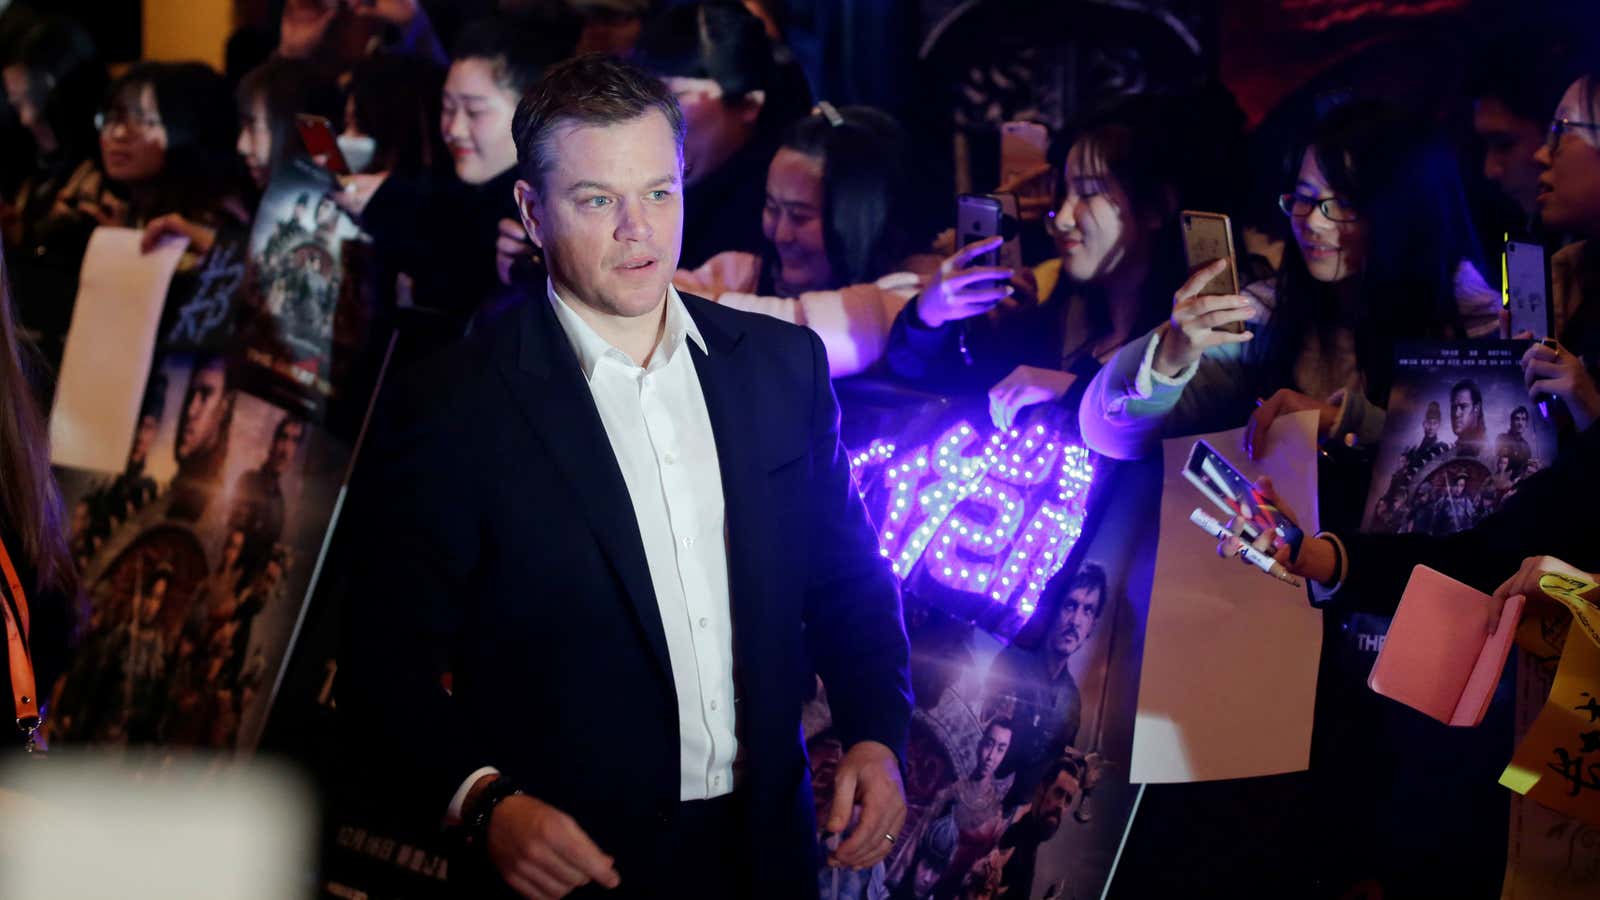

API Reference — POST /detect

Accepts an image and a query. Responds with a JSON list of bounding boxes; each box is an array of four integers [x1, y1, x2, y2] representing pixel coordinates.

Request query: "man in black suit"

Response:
[[341, 54, 911, 899]]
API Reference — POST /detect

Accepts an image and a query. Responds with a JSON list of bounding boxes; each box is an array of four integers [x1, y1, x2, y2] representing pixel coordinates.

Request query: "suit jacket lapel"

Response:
[[496, 297, 672, 685], [686, 306, 774, 694]]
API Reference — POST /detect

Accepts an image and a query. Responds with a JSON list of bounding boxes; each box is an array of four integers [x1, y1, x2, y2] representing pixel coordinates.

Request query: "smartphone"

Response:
[[1182, 439, 1305, 555], [1180, 210, 1243, 332], [999, 121, 1051, 205], [956, 193, 1020, 269], [295, 114, 350, 175], [1504, 237, 1551, 338]]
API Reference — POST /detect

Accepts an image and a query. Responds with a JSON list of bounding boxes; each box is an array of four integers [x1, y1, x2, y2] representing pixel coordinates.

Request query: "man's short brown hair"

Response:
[[512, 53, 685, 194]]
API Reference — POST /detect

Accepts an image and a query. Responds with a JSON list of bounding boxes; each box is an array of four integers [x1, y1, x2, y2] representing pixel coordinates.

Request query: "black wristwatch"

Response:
[[463, 775, 524, 845]]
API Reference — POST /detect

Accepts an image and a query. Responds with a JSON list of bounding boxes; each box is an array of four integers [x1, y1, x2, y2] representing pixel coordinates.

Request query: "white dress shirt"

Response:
[[449, 281, 738, 820]]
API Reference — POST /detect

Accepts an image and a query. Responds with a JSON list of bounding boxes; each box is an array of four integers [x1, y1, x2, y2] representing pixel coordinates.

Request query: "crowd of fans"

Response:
[[5, 0, 1600, 896]]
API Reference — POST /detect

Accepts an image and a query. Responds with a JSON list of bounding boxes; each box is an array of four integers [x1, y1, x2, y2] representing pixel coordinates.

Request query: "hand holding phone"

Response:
[[1180, 211, 1242, 332], [296, 114, 350, 175], [1183, 438, 1305, 556], [1154, 267, 1256, 376], [916, 234, 1016, 329]]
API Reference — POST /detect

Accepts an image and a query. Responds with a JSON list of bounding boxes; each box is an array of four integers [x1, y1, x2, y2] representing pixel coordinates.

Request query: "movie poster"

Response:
[[233, 158, 379, 424], [1360, 341, 1557, 538], [50, 351, 351, 753], [811, 400, 1144, 900]]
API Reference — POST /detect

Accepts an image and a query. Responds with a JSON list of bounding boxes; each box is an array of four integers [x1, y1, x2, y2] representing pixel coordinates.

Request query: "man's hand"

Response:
[[825, 740, 906, 872], [486, 793, 621, 899]]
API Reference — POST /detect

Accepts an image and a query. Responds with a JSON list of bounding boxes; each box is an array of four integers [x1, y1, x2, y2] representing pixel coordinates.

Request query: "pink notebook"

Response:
[[1367, 566, 1525, 727]]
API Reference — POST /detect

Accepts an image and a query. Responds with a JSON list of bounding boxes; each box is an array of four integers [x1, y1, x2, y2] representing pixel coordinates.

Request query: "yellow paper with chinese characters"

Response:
[[1499, 575, 1600, 826]]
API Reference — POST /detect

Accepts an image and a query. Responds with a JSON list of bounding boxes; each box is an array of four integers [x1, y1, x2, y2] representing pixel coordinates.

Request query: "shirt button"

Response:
[[698, 617, 708, 629], [682, 536, 695, 548], [712, 775, 722, 787], [664, 453, 677, 465], [709, 699, 719, 711]]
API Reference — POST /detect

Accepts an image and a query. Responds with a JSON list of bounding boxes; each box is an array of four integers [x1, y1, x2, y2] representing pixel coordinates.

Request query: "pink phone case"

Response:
[[1367, 565, 1524, 727]]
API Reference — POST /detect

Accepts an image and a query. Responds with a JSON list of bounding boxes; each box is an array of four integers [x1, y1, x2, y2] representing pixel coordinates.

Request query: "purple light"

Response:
[[849, 419, 1094, 623]]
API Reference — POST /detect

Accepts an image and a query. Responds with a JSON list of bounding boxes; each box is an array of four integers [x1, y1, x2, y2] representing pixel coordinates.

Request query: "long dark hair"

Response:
[[102, 62, 249, 223], [345, 51, 447, 176], [236, 57, 340, 184], [1054, 89, 1246, 342], [1267, 101, 1484, 403], [11, 16, 107, 167], [773, 105, 927, 288], [0, 249, 72, 591]]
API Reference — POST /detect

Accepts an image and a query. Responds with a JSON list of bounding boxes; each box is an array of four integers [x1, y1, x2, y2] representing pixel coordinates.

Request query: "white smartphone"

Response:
[[1504, 238, 1551, 338]]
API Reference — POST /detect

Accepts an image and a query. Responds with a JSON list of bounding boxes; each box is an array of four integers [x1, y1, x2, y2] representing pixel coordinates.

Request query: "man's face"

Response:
[[1474, 97, 1545, 219], [1511, 409, 1528, 436], [266, 420, 304, 475], [1051, 586, 1104, 658], [972, 724, 1011, 781], [517, 111, 684, 323], [1451, 389, 1480, 437], [1033, 769, 1080, 837], [1423, 413, 1439, 440], [177, 364, 229, 462]]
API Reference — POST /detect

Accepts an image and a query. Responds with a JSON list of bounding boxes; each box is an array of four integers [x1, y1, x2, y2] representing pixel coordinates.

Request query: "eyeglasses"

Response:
[[1277, 192, 1359, 223], [1546, 117, 1600, 155], [95, 108, 163, 133]]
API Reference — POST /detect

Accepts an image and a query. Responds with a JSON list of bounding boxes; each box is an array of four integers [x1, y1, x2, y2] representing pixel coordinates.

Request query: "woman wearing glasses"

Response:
[[1079, 101, 1500, 461], [1526, 73, 1600, 433], [883, 91, 1245, 428]]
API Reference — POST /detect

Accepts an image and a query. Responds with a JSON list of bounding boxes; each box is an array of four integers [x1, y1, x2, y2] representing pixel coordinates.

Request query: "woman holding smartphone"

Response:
[[1525, 71, 1600, 432], [883, 91, 1244, 429], [1078, 101, 1501, 463]]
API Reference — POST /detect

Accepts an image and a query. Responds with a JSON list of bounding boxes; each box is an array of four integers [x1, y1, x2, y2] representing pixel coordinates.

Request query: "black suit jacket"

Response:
[[340, 290, 911, 894]]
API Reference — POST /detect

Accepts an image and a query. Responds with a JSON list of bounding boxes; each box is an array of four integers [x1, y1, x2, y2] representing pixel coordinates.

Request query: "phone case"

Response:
[[956, 194, 1005, 268], [1505, 240, 1551, 338], [1181, 439, 1304, 551], [1181, 211, 1242, 334], [296, 115, 350, 175]]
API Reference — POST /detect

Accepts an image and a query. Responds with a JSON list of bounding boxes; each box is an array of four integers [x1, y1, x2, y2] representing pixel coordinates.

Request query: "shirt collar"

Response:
[[546, 278, 707, 381]]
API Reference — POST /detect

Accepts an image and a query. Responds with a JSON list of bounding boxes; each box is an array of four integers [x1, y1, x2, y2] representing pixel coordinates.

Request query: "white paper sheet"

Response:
[[48, 227, 186, 473], [1129, 411, 1323, 783]]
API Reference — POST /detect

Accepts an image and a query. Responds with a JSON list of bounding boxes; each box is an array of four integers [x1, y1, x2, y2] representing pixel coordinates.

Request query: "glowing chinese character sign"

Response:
[[849, 419, 1094, 628]]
